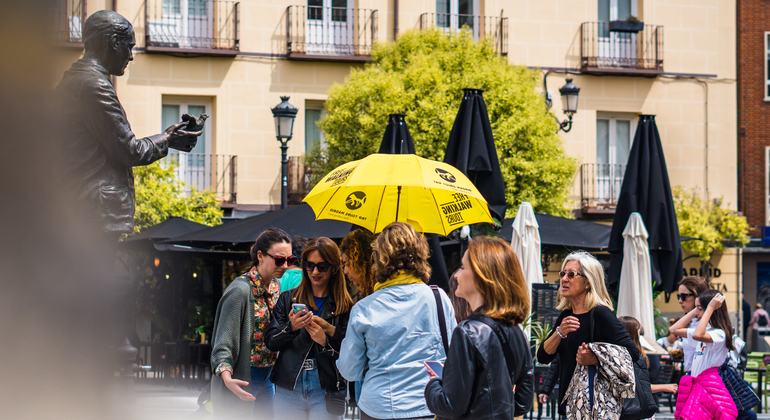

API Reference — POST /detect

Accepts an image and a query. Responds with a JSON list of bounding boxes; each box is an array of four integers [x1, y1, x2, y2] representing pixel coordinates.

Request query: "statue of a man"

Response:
[[57, 10, 200, 238]]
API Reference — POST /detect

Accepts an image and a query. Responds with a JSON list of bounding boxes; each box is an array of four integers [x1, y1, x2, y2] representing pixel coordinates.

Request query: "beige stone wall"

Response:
[[58, 0, 736, 209]]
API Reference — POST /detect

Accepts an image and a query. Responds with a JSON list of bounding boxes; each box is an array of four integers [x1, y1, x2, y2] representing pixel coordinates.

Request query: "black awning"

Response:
[[498, 213, 612, 251]]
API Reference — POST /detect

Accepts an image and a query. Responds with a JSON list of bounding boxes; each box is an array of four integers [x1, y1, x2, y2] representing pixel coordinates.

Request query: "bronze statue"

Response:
[[57, 10, 201, 237]]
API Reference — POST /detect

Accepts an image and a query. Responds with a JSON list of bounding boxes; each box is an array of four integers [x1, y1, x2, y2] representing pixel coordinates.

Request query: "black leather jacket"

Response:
[[265, 290, 349, 392], [425, 314, 535, 419]]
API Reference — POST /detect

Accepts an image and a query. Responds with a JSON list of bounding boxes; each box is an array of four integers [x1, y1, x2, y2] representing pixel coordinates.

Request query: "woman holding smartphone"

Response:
[[424, 237, 534, 419], [265, 237, 353, 420]]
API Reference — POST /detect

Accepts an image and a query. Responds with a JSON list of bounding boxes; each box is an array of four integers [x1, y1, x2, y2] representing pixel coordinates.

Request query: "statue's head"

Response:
[[83, 11, 135, 76]]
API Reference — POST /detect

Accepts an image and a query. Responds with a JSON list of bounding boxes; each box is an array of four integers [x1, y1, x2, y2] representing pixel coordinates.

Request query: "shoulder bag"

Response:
[[589, 309, 657, 420], [719, 357, 760, 411]]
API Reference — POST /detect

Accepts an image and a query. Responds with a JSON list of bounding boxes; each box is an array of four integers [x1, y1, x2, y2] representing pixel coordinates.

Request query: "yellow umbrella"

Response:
[[302, 154, 495, 235]]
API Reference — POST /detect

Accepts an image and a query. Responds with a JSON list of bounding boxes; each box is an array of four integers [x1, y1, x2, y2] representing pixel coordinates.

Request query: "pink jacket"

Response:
[[675, 367, 737, 420]]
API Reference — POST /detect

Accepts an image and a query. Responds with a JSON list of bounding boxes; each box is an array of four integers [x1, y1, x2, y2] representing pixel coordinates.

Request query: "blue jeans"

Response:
[[273, 367, 343, 420], [251, 367, 275, 420]]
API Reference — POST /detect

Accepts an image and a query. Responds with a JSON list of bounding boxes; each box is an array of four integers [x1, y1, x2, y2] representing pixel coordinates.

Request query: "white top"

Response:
[[682, 318, 699, 372], [686, 327, 728, 377], [657, 336, 683, 350]]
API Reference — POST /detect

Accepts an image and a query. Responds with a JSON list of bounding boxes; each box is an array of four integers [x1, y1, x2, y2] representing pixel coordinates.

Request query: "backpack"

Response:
[[758, 312, 768, 327]]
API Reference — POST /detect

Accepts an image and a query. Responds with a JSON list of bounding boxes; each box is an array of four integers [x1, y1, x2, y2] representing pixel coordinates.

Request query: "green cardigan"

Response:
[[210, 276, 256, 418]]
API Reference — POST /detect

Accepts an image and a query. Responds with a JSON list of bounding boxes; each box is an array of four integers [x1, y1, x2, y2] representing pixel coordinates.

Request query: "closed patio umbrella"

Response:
[[616, 212, 656, 348], [510, 202, 543, 291]]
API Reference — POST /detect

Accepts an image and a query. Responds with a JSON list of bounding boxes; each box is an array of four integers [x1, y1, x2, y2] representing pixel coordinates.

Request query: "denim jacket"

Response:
[[337, 283, 457, 419]]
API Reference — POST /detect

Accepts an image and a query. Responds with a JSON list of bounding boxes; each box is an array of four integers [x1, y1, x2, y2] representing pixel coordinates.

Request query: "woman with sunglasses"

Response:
[[210, 228, 293, 419], [536, 251, 639, 418], [676, 276, 709, 374], [265, 237, 354, 420]]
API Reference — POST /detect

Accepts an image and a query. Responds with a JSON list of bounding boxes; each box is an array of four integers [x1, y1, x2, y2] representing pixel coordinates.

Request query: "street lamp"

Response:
[[271, 96, 298, 209], [556, 78, 580, 133]]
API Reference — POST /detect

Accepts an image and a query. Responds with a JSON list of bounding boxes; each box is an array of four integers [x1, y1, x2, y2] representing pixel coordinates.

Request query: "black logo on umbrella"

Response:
[[435, 168, 456, 183], [346, 191, 367, 210]]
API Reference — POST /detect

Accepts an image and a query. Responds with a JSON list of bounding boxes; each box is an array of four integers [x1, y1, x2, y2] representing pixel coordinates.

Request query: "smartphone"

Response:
[[292, 303, 308, 314], [423, 360, 444, 378]]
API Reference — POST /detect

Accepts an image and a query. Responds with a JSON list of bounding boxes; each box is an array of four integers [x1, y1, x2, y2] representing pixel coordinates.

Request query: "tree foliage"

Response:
[[132, 161, 223, 233], [673, 186, 749, 261], [305, 29, 577, 217]]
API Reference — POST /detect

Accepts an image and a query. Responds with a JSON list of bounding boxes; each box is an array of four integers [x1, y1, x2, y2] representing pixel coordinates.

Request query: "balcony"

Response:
[[419, 13, 508, 56], [54, 0, 86, 48], [287, 156, 312, 205], [578, 163, 626, 216], [145, 0, 239, 56], [165, 153, 238, 203], [580, 22, 663, 76], [286, 6, 377, 62]]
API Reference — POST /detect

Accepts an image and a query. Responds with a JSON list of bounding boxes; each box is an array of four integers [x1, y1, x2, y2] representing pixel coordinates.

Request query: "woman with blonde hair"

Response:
[[338, 222, 457, 420], [536, 251, 639, 417], [265, 237, 353, 420], [424, 237, 534, 419]]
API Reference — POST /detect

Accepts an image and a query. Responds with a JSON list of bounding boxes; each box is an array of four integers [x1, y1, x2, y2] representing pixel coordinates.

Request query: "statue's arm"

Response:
[[83, 78, 169, 166]]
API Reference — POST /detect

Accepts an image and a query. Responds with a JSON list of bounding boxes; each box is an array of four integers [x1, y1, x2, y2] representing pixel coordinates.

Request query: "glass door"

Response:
[[436, 0, 479, 40], [162, 102, 212, 194], [306, 0, 353, 54], [151, 0, 212, 48], [597, 0, 638, 67], [596, 116, 632, 204]]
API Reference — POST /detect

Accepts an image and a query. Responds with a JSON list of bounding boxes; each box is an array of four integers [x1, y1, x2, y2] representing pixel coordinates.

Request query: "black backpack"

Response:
[[758, 314, 768, 327]]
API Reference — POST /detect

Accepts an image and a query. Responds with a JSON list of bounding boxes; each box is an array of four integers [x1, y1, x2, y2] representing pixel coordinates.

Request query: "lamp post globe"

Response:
[[557, 78, 580, 132], [271, 96, 298, 209]]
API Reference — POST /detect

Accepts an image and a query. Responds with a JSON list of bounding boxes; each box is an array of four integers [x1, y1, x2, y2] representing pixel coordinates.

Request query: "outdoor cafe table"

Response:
[[745, 367, 766, 413]]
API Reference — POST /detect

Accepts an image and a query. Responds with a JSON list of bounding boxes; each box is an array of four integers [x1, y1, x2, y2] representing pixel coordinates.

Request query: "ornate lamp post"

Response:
[[271, 96, 298, 209], [556, 78, 580, 133]]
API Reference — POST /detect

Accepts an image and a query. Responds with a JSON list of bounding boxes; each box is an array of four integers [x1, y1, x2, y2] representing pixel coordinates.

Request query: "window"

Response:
[[305, 103, 327, 153], [161, 98, 213, 193], [436, 0, 480, 38], [597, 0, 638, 66], [305, 0, 353, 54], [596, 114, 635, 203], [766, 33, 770, 100], [149, 0, 213, 49], [766, 147, 770, 224]]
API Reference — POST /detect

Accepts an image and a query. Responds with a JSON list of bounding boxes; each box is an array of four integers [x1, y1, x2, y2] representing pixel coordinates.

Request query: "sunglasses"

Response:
[[559, 270, 584, 280], [265, 252, 298, 267], [677, 292, 695, 301], [305, 261, 333, 273]]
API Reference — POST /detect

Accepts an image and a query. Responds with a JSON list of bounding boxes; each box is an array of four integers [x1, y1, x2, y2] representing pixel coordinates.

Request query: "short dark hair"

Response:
[[250, 228, 291, 267], [291, 236, 309, 266], [83, 10, 133, 53]]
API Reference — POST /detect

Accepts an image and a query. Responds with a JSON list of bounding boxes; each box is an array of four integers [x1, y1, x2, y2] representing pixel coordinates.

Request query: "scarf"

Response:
[[373, 272, 425, 292]]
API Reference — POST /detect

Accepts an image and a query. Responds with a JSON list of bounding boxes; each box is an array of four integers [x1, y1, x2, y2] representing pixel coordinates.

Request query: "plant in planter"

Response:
[[609, 15, 644, 33]]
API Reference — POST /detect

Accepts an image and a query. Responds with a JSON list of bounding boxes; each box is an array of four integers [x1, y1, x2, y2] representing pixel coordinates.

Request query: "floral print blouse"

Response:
[[214, 267, 280, 375]]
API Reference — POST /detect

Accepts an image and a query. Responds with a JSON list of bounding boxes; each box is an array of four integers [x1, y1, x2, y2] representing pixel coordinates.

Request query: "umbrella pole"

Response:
[[396, 186, 402, 222]]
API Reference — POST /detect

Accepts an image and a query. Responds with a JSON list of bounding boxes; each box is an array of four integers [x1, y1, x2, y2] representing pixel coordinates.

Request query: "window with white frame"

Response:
[[305, 102, 327, 153], [596, 113, 635, 203], [766, 147, 770, 224], [766, 33, 770, 100], [161, 98, 213, 193]]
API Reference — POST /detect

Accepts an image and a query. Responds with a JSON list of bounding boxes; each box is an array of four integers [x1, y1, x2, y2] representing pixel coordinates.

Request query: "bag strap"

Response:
[[589, 307, 595, 342], [430, 285, 450, 354], [469, 314, 517, 379]]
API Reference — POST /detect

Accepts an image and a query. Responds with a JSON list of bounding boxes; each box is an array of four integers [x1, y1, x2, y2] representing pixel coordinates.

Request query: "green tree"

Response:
[[673, 186, 749, 263], [132, 161, 223, 233], [305, 29, 577, 217]]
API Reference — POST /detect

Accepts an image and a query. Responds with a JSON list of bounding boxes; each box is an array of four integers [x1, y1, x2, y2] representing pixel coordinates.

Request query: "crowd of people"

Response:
[[208, 223, 754, 420]]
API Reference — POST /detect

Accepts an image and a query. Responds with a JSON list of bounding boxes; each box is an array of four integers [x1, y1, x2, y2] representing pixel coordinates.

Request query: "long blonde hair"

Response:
[[555, 251, 613, 311]]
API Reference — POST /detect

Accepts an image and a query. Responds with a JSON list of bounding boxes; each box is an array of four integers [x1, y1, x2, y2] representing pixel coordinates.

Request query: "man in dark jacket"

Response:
[[57, 10, 199, 239]]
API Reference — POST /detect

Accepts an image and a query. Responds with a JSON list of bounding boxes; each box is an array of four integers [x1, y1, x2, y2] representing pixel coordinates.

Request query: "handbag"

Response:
[[325, 388, 347, 415], [589, 309, 657, 420], [719, 357, 760, 411]]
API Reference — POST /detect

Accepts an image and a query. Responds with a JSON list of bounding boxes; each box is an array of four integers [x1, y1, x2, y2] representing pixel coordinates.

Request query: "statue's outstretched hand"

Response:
[[165, 122, 202, 152]]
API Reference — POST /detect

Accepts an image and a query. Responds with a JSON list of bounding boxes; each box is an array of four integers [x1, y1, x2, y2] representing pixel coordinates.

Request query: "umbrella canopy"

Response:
[[121, 217, 208, 248], [377, 116, 449, 291], [303, 154, 494, 235], [443, 88, 507, 221], [510, 203, 543, 290], [616, 212, 656, 347], [608, 115, 683, 296], [499, 213, 612, 251], [379, 114, 416, 154], [161, 204, 352, 247]]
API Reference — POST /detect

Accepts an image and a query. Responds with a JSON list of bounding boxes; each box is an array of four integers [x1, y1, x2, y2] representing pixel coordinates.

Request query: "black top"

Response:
[[536, 305, 640, 415]]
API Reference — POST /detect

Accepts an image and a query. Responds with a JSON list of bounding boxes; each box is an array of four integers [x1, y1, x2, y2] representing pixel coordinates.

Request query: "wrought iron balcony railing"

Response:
[[419, 13, 508, 56], [286, 5, 377, 61], [54, 0, 86, 45], [165, 153, 238, 203], [580, 22, 663, 76], [287, 156, 312, 205], [579, 163, 626, 211], [145, 0, 239, 55]]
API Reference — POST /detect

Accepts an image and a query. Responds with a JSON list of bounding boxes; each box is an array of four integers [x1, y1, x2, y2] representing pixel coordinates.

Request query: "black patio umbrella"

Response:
[[443, 88, 507, 221], [607, 115, 683, 298], [161, 204, 352, 248], [120, 217, 209, 249], [498, 213, 612, 251], [377, 114, 450, 292]]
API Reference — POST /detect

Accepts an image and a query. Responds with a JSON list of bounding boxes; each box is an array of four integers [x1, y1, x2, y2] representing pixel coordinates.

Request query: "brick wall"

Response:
[[738, 0, 770, 235]]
